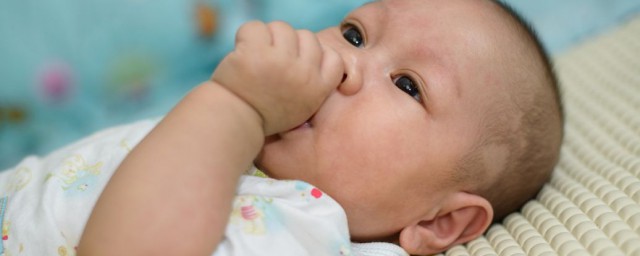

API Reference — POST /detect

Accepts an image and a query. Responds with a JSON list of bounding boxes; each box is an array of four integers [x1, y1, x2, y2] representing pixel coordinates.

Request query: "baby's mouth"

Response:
[[287, 114, 314, 132], [290, 120, 311, 131], [267, 115, 315, 142]]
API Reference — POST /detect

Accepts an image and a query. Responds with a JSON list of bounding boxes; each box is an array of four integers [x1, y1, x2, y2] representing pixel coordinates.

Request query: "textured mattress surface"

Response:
[[440, 16, 640, 256]]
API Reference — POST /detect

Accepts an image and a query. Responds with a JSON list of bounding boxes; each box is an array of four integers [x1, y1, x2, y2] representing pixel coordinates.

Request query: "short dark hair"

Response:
[[493, 0, 563, 119], [456, 0, 565, 222]]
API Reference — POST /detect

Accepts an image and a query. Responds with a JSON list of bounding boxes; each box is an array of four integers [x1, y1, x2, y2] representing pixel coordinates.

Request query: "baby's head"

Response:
[[256, 0, 563, 254]]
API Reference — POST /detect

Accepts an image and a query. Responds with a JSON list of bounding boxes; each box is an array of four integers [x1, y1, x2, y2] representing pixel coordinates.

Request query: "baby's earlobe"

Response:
[[398, 219, 444, 255], [398, 192, 494, 255]]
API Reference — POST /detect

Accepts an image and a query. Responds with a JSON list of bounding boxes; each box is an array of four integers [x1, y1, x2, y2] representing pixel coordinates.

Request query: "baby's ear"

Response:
[[398, 192, 493, 255]]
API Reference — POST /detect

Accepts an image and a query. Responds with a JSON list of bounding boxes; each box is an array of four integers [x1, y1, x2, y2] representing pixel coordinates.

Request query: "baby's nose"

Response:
[[337, 71, 362, 96]]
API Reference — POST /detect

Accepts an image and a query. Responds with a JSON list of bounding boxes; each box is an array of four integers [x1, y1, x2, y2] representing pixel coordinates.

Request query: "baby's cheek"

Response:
[[255, 141, 309, 180]]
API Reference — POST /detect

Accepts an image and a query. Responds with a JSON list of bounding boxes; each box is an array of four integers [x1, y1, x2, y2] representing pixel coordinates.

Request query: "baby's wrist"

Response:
[[197, 80, 266, 138]]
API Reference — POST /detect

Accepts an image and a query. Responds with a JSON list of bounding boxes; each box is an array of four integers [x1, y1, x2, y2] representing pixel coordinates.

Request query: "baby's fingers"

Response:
[[297, 29, 322, 65], [235, 21, 271, 49], [268, 21, 298, 56], [320, 45, 344, 91]]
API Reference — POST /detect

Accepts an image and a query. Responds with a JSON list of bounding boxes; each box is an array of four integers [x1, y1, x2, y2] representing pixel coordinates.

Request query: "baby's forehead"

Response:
[[350, 0, 534, 89], [367, 0, 512, 28]]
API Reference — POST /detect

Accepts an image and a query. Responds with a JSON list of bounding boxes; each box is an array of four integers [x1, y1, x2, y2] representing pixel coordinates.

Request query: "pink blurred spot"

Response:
[[39, 62, 73, 103], [241, 205, 258, 220], [311, 188, 323, 199]]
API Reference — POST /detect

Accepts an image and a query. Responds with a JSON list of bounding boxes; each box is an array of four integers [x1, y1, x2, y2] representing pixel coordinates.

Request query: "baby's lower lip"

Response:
[[288, 121, 311, 132], [276, 122, 311, 138]]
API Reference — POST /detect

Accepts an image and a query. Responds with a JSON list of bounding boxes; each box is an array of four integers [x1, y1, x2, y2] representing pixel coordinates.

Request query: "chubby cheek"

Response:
[[319, 112, 428, 174], [255, 138, 316, 180], [317, 114, 427, 193]]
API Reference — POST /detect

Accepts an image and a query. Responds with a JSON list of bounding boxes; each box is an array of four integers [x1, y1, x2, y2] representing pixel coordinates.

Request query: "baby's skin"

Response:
[[78, 19, 344, 256], [77, 0, 555, 254]]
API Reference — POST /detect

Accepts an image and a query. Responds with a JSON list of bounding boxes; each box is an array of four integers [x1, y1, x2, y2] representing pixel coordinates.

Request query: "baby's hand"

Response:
[[212, 21, 343, 135]]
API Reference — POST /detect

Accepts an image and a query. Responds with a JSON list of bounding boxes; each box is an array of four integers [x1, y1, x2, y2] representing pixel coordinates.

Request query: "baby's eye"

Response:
[[394, 76, 422, 102], [342, 24, 364, 48]]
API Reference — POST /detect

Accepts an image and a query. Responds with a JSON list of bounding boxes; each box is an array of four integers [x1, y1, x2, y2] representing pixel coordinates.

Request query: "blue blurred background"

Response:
[[2, 0, 640, 170]]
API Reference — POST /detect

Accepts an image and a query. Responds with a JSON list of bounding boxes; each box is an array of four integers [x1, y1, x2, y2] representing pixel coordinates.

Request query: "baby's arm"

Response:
[[77, 21, 343, 255]]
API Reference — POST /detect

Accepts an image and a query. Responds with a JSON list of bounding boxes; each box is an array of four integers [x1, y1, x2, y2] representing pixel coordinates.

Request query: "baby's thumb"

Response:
[[320, 45, 344, 94]]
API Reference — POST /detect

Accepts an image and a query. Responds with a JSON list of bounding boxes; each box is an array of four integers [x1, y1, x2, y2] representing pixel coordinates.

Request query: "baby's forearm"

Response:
[[78, 81, 264, 255]]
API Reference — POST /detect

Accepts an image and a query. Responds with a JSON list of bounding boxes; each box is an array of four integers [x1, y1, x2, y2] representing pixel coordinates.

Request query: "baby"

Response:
[[1, 0, 563, 255]]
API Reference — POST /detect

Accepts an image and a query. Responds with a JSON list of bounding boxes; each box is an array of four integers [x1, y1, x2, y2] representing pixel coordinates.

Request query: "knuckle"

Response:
[[298, 30, 319, 46], [237, 21, 252, 33], [297, 29, 314, 37], [238, 21, 264, 35], [268, 20, 292, 30], [245, 20, 265, 28]]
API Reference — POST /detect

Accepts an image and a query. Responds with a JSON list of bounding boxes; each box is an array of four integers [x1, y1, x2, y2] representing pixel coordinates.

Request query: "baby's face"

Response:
[[256, 0, 513, 240]]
